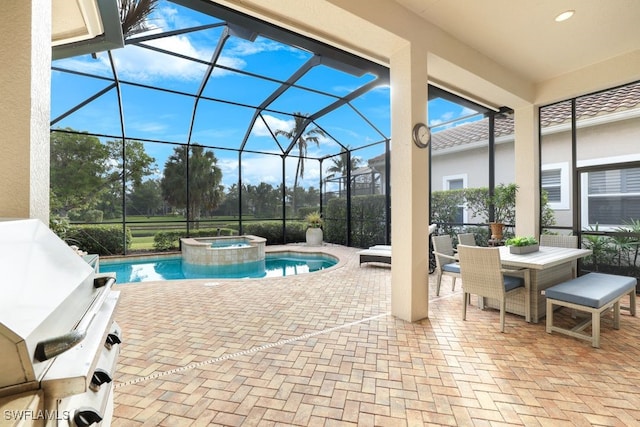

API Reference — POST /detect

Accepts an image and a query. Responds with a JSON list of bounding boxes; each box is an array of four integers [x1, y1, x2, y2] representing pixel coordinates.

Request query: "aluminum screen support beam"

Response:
[[238, 55, 322, 152]]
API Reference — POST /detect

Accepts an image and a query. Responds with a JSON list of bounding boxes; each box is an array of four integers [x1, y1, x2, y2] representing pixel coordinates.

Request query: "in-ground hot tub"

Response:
[[180, 235, 267, 278]]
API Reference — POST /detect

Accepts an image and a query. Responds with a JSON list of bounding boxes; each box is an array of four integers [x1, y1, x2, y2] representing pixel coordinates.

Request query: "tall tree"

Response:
[[106, 139, 157, 187], [214, 183, 244, 217], [326, 147, 361, 197], [51, 130, 157, 219], [127, 178, 163, 216], [161, 145, 224, 222], [246, 182, 280, 218], [327, 147, 361, 177], [275, 113, 326, 210], [50, 130, 111, 215]]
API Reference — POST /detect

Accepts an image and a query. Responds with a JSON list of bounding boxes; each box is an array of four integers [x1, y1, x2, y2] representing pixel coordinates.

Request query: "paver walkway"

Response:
[[112, 245, 640, 426]]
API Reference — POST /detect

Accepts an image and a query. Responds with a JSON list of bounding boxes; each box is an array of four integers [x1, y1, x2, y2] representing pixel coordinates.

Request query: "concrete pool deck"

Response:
[[112, 244, 640, 426]]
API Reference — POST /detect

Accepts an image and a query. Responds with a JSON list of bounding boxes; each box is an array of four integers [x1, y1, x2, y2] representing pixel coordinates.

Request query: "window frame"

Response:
[[541, 162, 570, 210], [580, 166, 640, 229], [443, 173, 468, 223]]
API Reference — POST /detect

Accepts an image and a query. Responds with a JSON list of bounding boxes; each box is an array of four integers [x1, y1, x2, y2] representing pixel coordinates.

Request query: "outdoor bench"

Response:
[[545, 272, 637, 348]]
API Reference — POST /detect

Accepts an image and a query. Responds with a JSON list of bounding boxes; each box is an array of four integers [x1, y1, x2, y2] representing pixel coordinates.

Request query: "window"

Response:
[[443, 174, 467, 224], [448, 178, 464, 190], [541, 162, 569, 210], [581, 167, 640, 228]]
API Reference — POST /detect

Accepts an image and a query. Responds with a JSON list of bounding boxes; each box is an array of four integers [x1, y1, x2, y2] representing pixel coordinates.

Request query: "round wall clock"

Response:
[[412, 123, 431, 148]]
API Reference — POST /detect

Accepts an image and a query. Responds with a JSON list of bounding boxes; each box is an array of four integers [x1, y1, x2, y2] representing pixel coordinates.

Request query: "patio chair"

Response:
[[431, 235, 461, 296], [457, 233, 477, 247], [457, 245, 531, 332], [540, 234, 578, 277]]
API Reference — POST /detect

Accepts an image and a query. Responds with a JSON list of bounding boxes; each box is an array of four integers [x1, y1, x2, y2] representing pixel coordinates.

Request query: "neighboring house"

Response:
[[368, 81, 640, 229], [323, 166, 382, 198]]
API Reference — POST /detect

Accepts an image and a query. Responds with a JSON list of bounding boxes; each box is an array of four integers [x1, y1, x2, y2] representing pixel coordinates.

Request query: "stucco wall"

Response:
[[431, 112, 640, 229], [0, 1, 50, 222]]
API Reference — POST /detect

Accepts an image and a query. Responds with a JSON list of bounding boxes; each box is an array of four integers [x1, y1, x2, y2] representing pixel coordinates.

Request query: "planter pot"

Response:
[[490, 222, 505, 240], [306, 227, 323, 246], [509, 244, 539, 254]]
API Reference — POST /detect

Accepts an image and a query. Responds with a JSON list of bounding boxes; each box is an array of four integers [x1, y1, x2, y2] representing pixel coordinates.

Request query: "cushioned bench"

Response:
[[545, 273, 637, 347]]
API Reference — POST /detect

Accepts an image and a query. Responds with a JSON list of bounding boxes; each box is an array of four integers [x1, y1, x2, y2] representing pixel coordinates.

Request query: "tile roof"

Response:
[[431, 81, 640, 152]]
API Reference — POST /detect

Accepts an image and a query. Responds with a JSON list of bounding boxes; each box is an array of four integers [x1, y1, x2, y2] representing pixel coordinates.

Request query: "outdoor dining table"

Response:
[[484, 245, 593, 323]]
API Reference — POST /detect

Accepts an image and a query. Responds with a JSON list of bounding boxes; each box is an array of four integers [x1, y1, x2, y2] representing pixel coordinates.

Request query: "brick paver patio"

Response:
[[111, 245, 640, 426]]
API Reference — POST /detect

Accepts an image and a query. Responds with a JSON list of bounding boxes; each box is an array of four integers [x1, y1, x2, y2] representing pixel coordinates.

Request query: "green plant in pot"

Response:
[[505, 236, 538, 254], [305, 211, 324, 246], [490, 183, 518, 240]]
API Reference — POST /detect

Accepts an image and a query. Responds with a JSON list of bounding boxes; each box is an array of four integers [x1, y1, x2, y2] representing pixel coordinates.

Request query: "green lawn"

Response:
[[130, 235, 155, 250]]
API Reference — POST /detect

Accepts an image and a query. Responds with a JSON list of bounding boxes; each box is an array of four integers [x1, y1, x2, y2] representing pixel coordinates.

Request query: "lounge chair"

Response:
[[359, 246, 391, 266]]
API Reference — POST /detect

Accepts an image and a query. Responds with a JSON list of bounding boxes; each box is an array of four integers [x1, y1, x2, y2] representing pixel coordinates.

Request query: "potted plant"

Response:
[[489, 183, 518, 240], [305, 211, 324, 246], [505, 236, 539, 254]]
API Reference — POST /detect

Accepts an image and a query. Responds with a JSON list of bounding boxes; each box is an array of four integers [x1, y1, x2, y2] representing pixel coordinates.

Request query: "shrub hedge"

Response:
[[66, 224, 132, 255], [324, 194, 387, 248], [153, 227, 237, 251], [152, 222, 308, 251]]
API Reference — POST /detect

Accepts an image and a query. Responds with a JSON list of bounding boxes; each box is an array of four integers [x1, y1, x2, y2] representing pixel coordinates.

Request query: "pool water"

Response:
[[100, 252, 337, 283], [210, 238, 250, 248]]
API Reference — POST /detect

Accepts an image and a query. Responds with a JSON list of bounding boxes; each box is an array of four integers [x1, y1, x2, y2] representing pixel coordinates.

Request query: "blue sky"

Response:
[[51, 0, 475, 190]]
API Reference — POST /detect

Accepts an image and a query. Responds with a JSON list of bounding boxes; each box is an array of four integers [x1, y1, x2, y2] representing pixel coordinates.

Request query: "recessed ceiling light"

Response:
[[555, 10, 575, 22]]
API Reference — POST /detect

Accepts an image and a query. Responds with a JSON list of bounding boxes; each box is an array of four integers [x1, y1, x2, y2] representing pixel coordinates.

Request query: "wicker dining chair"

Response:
[[431, 235, 462, 296], [457, 233, 477, 247], [457, 245, 531, 332], [540, 234, 578, 277]]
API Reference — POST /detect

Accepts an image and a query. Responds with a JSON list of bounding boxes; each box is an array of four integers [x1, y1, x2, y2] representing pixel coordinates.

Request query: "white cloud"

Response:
[[251, 114, 294, 137], [216, 151, 325, 189], [132, 121, 169, 133], [219, 154, 284, 188], [430, 106, 481, 128], [108, 36, 209, 82], [225, 38, 290, 57], [151, 5, 200, 32], [429, 111, 455, 127], [53, 55, 111, 77], [54, 8, 305, 85]]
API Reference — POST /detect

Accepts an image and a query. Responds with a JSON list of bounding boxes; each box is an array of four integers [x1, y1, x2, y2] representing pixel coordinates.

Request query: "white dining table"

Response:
[[498, 245, 592, 270], [486, 246, 593, 322]]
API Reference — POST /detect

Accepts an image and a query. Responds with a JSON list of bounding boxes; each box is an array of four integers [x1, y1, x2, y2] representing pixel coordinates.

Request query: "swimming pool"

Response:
[[100, 252, 338, 283]]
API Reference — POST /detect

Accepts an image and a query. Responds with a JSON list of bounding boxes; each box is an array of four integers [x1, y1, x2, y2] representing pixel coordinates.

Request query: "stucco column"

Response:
[[389, 42, 430, 322], [0, 1, 51, 222], [514, 106, 540, 237]]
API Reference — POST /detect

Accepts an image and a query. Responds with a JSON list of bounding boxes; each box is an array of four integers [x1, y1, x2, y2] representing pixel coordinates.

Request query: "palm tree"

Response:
[[275, 113, 326, 210], [327, 147, 361, 176], [119, 0, 158, 38], [326, 147, 361, 197]]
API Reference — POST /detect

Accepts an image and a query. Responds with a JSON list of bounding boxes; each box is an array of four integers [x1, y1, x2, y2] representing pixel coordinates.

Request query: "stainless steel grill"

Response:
[[0, 219, 121, 427]]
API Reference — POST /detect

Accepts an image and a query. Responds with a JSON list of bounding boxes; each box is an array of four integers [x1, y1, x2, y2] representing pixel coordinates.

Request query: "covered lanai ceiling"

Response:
[[392, 0, 640, 84], [53, 1, 640, 86]]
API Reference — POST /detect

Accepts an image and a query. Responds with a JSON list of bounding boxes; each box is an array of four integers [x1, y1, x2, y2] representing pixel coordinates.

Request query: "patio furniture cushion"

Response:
[[503, 275, 524, 292], [442, 263, 460, 273], [545, 273, 636, 308], [369, 245, 392, 251], [545, 272, 637, 348]]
